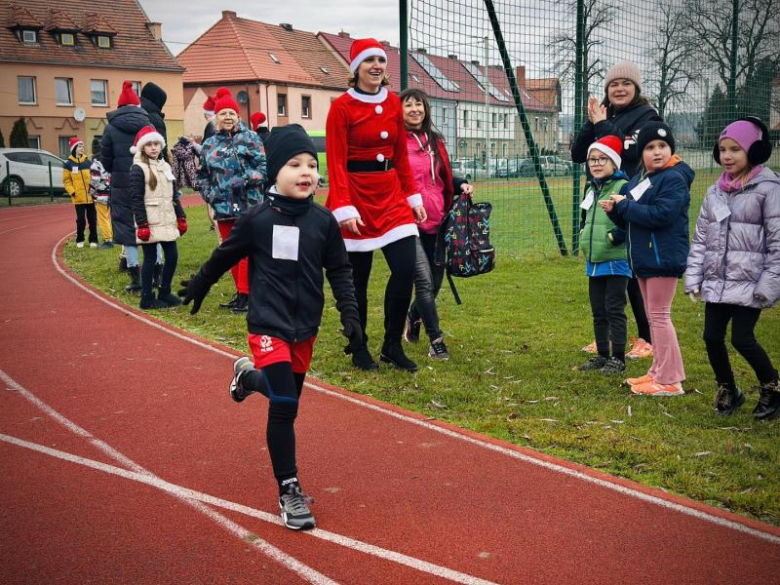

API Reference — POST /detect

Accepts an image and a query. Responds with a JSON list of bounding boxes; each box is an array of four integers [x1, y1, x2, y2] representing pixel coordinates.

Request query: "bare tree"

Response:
[[682, 0, 780, 109], [546, 0, 618, 103], [646, 0, 699, 118]]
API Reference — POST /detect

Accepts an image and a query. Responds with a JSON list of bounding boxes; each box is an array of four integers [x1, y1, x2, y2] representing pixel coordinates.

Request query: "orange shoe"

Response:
[[626, 338, 653, 360], [625, 373, 653, 386], [630, 381, 685, 396], [581, 341, 597, 353]]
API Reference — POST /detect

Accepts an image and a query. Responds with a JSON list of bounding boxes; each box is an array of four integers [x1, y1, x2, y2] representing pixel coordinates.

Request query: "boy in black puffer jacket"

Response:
[[179, 124, 362, 531]]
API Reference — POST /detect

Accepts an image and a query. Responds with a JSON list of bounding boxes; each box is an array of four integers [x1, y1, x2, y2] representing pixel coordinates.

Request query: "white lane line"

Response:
[[0, 369, 337, 585], [0, 433, 498, 585], [49, 234, 780, 547], [0, 215, 67, 236]]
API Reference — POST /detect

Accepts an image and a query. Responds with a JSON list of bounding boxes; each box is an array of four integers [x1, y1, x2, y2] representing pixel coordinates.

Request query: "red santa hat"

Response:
[[117, 81, 141, 107], [587, 135, 622, 169], [213, 87, 240, 115], [250, 111, 267, 131], [203, 94, 216, 115], [130, 125, 166, 154], [349, 38, 387, 74], [69, 136, 84, 153]]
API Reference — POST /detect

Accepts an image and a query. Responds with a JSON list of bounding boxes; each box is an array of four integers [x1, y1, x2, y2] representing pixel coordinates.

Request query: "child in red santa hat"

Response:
[[63, 136, 98, 248], [325, 38, 426, 372]]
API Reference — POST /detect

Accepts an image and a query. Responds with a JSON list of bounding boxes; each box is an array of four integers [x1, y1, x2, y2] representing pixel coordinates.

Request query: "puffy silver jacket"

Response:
[[685, 167, 780, 309]]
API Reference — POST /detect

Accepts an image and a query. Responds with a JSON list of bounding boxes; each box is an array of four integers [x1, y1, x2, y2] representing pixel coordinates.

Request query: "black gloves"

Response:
[[341, 313, 364, 353], [177, 273, 213, 315]]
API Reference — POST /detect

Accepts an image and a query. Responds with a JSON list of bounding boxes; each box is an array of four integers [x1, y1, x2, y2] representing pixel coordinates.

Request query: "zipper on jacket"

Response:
[[650, 233, 661, 265]]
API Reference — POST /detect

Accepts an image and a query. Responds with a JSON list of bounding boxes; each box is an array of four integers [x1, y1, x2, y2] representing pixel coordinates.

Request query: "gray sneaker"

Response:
[[279, 484, 316, 530], [428, 337, 450, 360], [579, 356, 608, 371], [599, 357, 626, 375], [229, 357, 255, 403]]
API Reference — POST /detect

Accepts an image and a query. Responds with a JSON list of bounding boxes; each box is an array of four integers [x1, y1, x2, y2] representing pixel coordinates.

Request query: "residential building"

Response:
[[0, 1, 185, 158], [177, 11, 351, 137]]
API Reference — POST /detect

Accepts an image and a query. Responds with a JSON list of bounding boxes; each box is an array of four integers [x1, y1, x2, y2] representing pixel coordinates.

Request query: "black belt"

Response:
[[347, 159, 393, 172]]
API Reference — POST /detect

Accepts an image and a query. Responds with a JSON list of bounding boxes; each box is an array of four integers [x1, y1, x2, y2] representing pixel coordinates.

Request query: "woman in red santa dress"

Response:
[[326, 38, 427, 372]]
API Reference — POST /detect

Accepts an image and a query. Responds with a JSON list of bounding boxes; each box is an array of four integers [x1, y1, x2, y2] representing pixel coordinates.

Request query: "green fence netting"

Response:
[[406, 0, 780, 257]]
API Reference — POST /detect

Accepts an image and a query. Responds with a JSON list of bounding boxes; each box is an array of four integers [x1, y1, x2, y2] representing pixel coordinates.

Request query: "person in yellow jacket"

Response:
[[63, 137, 98, 248]]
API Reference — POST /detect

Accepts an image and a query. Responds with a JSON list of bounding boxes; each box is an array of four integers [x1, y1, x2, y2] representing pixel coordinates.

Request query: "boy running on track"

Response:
[[179, 124, 362, 530]]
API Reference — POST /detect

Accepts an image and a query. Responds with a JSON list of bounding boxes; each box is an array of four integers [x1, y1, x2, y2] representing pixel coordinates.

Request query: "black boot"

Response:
[[124, 266, 141, 294], [219, 292, 240, 309], [231, 293, 249, 313], [152, 263, 163, 289], [140, 292, 168, 310], [351, 345, 379, 370], [157, 287, 182, 307], [753, 378, 780, 421], [118, 255, 128, 272], [380, 341, 418, 372], [714, 383, 745, 416]]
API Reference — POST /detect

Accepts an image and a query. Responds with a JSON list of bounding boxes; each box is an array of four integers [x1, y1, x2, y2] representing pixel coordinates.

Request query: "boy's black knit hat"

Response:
[[636, 121, 676, 154], [265, 124, 318, 185]]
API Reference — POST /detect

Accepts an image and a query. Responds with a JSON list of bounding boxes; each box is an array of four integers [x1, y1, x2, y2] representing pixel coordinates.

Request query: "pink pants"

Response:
[[217, 219, 250, 294], [639, 277, 685, 385]]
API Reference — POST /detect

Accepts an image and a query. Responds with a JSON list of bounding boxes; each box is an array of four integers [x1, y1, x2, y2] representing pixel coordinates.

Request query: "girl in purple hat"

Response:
[[685, 117, 780, 420]]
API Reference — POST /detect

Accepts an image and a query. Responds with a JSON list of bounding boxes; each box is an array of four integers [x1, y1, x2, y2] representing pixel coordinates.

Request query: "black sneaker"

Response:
[[157, 290, 182, 307], [139, 296, 169, 310], [714, 384, 745, 416], [599, 357, 626, 375], [404, 317, 421, 343], [428, 337, 450, 360], [753, 380, 780, 421], [231, 293, 249, 313], [229, 357, 255, 403], [351, 345, 379, 370], [278, 484, 315, 530], [579, 356, 608, 371], [219, 292, 239, 309], [380, 342, 418, 372], [98, 241, 114, 250]]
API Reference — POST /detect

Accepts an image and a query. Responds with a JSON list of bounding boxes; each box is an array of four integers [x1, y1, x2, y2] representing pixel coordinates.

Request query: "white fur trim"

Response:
[[346, 88, 388, 104], [344, 223, 419, 252], [349, 47, 387, 74], [406, 193, 423, 208], [332, 205, 361, 223], [131, 131, 166, 155], [588, 143, 621, 169]]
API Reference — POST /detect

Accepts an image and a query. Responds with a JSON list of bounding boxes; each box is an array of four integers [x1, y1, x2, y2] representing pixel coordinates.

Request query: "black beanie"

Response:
[[636, 121, 676, 155], [265, 124, 318, 185], [141, 82, 167, 109]]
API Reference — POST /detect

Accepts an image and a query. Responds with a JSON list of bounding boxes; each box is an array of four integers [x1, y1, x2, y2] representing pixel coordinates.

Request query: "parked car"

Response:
[[540, 155, 572, 176], [0, 148, 66, 196], [452, 159, 489, 181]]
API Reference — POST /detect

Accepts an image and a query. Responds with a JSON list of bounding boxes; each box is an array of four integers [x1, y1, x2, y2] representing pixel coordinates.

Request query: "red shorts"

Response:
[[247, 334, 316, 374]]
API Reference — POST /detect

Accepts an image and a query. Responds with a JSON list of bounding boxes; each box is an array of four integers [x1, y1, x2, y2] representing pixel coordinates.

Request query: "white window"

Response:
[[55, 78, 73, 106], [463, 110, 469, 128], [269, 52, 280, 64], [491, 112, 497, 129], [502, 143, 507, 157], [18, 77, 36, 104], [320, 66, 329, 74], [503, 114, 508, 129], [277, 94, 287, 116], [442, 108, 447, 125], [61, 33, 75, 46], [22, 30, 37, 43], [301, 96, 311, 119], [28, 135, 41, 149], [59, 136, 72, 158], [91, 80, 108, 106], [97, 35, 111, 48], [130, 81, 142, 96]]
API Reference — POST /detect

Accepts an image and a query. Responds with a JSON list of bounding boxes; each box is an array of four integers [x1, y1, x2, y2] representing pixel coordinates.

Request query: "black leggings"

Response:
[[140, 241, 177, 299], [242, 363, 306, 488], [703, 303, 777, 386], [588, 276, 629, 356], [75, 203, 97, 244], [627, 277, 651, 342], [348, 235, 416, 345]]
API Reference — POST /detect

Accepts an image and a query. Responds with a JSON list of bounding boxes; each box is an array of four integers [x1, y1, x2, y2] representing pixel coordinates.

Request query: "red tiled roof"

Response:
[[178, 12, 318, 86], [44, 9, 79, 31], [7, 4, 42, 28], [265, 25, 351, 90], [82, 12, 117, 35], [0, 0, 183, 71]]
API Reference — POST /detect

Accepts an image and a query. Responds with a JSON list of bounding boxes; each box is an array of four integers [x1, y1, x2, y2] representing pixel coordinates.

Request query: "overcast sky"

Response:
[[138, 0, 402, 56]]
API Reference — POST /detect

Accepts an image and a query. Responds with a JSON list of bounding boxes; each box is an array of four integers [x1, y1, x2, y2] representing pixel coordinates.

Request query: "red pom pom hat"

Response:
[[117, 81, 141, 107], [213, 87, 240, 115]]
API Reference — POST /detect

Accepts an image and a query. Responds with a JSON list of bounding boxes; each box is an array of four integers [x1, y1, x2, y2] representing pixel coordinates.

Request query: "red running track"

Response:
[[1, 200, 779, 584]]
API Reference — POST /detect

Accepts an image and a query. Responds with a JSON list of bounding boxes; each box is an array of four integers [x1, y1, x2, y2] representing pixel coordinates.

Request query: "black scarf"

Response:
[[267, 186, 313, 217]]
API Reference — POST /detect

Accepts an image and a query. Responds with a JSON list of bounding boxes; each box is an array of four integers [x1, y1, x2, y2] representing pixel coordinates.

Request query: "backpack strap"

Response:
[[446, 272, 463, 305]]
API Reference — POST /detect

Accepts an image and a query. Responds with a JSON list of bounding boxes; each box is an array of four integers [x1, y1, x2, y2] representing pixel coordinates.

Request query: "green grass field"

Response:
[[61, 174, 780, 526]]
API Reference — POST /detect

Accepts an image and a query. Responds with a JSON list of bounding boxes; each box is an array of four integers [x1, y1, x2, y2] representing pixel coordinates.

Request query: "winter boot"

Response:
[[231, 293, 249, 313], [219, 292, 240, 309], [714, 383, 745, 416], [380, 341, 418, 372], [119, 255, 128, 272], [139, 292, 168, 310], [753, 378, 780, 421], [157, 287, 182, 307], [124, 266, 142, 294]]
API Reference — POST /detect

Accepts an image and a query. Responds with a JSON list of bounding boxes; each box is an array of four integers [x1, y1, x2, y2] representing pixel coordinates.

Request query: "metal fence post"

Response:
[[571, 0, 585, 256], [48, 161, 54, 202], [400, 0, 408, 91]]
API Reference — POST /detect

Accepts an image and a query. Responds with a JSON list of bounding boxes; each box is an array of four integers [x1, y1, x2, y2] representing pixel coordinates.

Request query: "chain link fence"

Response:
[[405, 0, 780, 257]]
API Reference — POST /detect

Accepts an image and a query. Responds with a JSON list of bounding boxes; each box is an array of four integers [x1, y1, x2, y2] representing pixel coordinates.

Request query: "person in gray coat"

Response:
[[101, 81, 151, 292], [686, 117, 780, 420]]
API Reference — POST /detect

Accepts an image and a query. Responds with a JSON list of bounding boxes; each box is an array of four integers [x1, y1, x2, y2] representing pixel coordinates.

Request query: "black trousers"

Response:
[[588, 276, 629, 355], [348, 235, 416, 345], [75, 203, 97, 244], [703, 302, 777, 386], [627, 276, 651, 342], [140, 241, 177, 299]]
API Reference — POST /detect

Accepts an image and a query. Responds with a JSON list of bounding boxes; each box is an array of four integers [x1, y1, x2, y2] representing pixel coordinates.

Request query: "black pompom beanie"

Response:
[[636, 121, 676, 155], [265, 124, 318, 185]]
